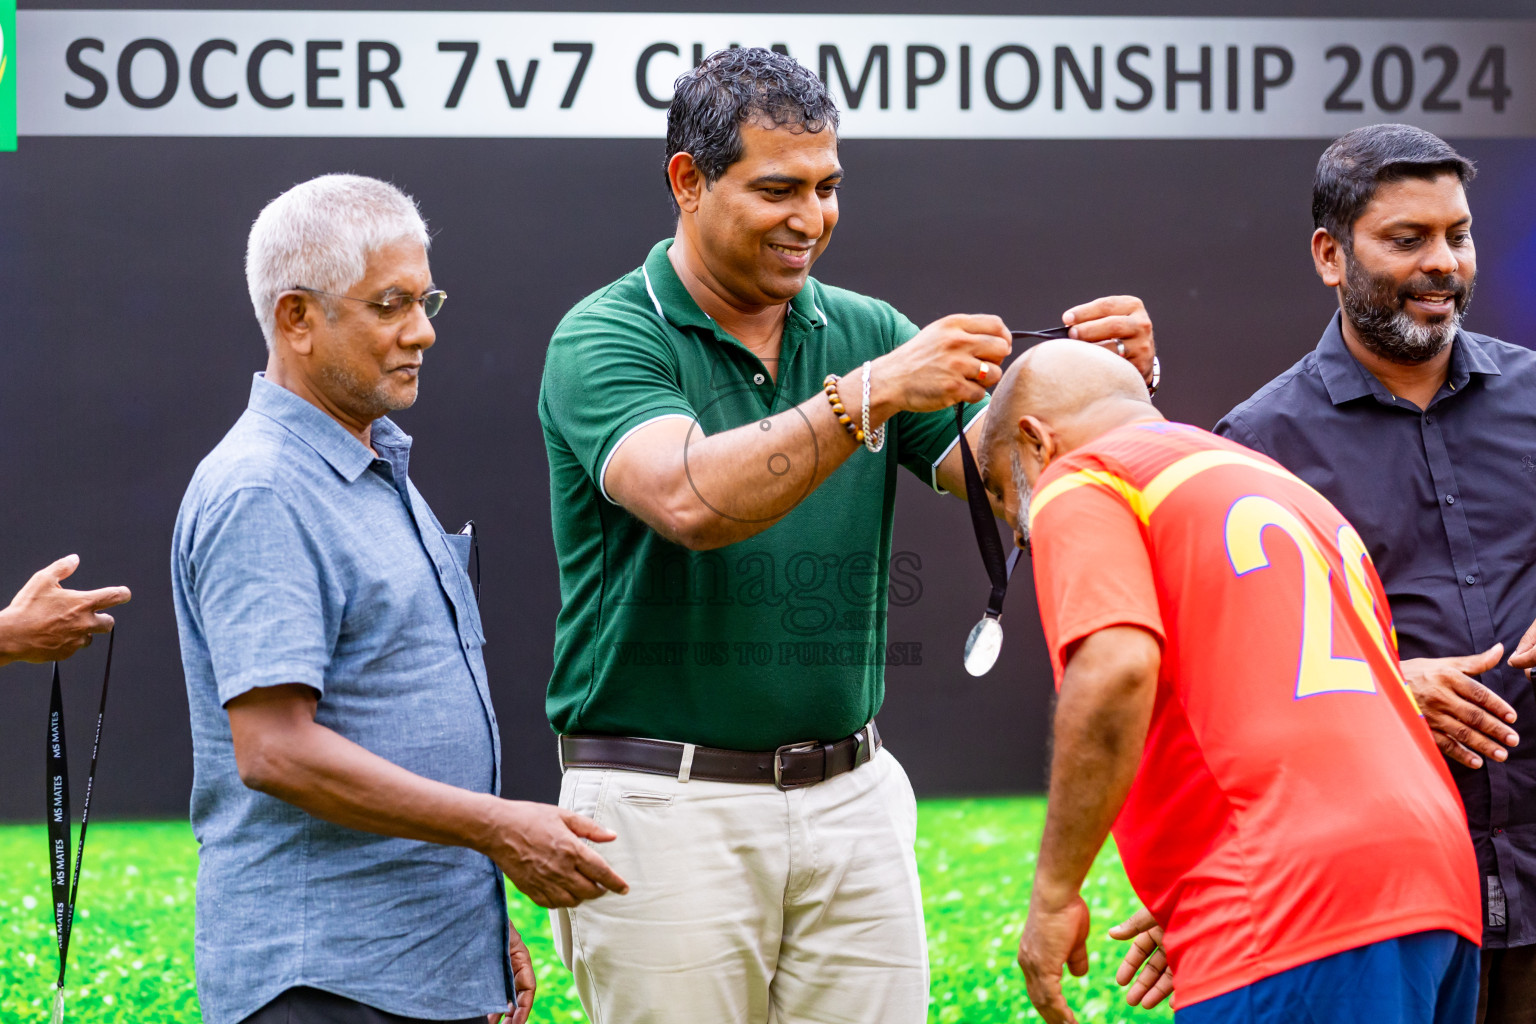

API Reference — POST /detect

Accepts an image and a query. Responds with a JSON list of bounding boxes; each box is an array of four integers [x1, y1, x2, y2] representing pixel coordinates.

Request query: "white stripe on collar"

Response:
[[641, 265, 667, 323], [647, 262, 824, 328]]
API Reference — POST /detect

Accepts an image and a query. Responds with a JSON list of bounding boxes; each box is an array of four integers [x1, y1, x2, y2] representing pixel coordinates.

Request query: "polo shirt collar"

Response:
[[640, 238, 829, 335], [247, 373, 406, 483], [1315, 310, 1500, 408]]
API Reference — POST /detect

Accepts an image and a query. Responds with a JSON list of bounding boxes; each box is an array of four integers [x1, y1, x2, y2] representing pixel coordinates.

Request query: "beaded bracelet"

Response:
[[823, 373, 866, 444]]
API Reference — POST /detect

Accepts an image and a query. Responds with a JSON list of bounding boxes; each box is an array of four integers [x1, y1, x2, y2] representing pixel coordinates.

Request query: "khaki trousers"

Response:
[[552, 747, 929, 1024]]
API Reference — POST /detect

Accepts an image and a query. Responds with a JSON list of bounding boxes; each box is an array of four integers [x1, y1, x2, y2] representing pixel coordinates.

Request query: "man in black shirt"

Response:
[[1217, 123, 1536, 1024]]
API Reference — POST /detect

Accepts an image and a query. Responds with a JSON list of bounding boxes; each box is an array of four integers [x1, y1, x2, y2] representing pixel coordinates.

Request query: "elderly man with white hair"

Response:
[[171, 174, 627, 1024]]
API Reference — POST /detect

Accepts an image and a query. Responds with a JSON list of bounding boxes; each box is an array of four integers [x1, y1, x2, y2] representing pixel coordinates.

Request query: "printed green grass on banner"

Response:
[[0, 799, 1169, 1023]]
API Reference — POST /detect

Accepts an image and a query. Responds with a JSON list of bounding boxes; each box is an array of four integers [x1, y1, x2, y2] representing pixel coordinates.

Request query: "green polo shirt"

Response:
[[539, 239, 986, 750]]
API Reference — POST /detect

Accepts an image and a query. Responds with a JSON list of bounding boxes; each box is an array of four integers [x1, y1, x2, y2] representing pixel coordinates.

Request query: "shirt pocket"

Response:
[[444, 532, 473, 573], [440, 531, 486, 645]]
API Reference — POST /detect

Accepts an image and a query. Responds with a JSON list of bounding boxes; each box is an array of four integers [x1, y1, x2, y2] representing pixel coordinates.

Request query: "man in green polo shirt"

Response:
[[538, 47, 1157, 1024]]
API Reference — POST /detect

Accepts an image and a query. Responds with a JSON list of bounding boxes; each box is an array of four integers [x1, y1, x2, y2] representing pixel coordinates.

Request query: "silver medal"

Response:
[[963, 616, 1004, 676]]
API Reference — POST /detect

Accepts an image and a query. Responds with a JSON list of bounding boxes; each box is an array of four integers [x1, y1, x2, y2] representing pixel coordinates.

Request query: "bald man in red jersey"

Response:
[[979, 341, 1481, 1024]]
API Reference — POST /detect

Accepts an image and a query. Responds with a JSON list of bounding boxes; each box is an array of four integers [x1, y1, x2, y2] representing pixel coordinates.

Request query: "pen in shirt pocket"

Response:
[[457, 520, 481, 601]]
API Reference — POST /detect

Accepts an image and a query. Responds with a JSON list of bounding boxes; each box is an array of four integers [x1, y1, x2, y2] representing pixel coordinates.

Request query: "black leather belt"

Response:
[[558, 720, 881, 791]]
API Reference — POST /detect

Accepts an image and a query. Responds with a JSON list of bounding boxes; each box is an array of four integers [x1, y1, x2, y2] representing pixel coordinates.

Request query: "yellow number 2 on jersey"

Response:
[[1225, 495, 1385, 700]]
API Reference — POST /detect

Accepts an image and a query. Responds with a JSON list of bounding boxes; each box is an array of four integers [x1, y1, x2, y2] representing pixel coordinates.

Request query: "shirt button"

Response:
[[1494, 827, 1505, 836], [1425, 415, 1434, 424], [1446, 494, 1456, 505], [753, 373, 766, 385], [1465, 574, 1477, 585]]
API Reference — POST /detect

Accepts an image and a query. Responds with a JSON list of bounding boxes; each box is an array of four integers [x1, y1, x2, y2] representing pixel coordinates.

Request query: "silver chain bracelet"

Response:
[[861, 361, 886, 454]]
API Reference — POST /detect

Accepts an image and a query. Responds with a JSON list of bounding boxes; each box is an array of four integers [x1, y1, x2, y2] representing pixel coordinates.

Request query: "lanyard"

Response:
[[956, 402, 1021, 676], [957, 403, 1020, 677], [954, 328, 1067, 676], [957, 401, 1013, 623], [45, 629, 115, 1024]]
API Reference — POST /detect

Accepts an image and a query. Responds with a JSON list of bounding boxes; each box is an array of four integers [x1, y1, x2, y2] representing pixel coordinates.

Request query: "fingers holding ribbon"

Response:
[[1061, 295, 1156, 380]]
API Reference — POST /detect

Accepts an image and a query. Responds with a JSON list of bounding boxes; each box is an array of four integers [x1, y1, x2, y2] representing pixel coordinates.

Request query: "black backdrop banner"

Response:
[[2, 0, 1534, 821]]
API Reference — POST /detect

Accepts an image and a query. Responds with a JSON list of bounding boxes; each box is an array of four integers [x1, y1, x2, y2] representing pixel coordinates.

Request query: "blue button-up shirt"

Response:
[[1217, 313, 1536, 949], [172, 375, 511, 1023]]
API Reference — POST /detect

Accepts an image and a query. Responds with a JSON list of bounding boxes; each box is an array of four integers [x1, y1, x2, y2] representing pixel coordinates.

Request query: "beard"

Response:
[[319, 361, 417, 420], [1340, 255, 1474, 365], [1011, 449, 1035, 547]]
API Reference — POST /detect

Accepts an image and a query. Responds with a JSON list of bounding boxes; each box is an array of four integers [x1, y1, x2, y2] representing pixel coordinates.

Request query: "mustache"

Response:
[[1395, 273, 1469, 305]]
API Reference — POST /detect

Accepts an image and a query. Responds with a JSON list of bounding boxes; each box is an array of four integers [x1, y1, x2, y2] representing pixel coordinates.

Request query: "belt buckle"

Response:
[[773, 741, 820, 791]]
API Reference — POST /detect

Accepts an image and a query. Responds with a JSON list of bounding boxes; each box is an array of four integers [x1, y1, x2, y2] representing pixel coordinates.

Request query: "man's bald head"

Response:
[[991, 340, 1152, 438], [980, 340, 1161, 525]]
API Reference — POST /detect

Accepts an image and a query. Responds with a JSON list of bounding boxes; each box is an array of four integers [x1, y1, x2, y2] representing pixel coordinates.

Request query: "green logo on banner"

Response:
[[0, 0, 14, 151]]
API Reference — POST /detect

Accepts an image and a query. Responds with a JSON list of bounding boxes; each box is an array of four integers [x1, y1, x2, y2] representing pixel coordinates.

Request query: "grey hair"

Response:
[[1010, 448, 1035, 546], [245, 174, 430, 349]]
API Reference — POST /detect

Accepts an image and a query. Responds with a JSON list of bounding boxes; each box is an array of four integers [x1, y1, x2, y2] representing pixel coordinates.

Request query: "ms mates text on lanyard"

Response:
[[45, 629, 115, 1024]]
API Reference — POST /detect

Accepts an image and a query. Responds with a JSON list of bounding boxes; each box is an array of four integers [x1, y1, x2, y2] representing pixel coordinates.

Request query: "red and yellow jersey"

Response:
[[1029, 421, 1480, 1008]]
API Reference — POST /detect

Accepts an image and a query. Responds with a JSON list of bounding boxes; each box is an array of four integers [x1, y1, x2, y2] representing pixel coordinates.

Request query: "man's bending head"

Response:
[[980, 341, 1160, 547], [247, 175, 437, 428]]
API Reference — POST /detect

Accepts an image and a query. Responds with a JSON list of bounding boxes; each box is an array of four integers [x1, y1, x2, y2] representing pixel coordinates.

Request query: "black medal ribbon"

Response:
[[956, 324, 1143, 672], [954, 328, 1069, 674], [957, 403, 1013, 619], [45, 629, 115, 1023], [964, 322, 1070, 587], [1010, 326, 1073, 344]]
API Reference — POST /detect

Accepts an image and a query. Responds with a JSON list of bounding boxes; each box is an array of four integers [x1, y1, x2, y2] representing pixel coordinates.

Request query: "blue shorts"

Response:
[[1176, 930, 1479, 1024]]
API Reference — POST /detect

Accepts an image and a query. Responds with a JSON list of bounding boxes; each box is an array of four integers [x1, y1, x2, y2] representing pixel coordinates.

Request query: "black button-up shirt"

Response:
[[1216, 312, 1536, 949]]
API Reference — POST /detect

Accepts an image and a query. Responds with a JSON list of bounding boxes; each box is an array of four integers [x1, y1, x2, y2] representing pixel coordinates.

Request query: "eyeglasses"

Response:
[[295, 286, 447, 320]]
